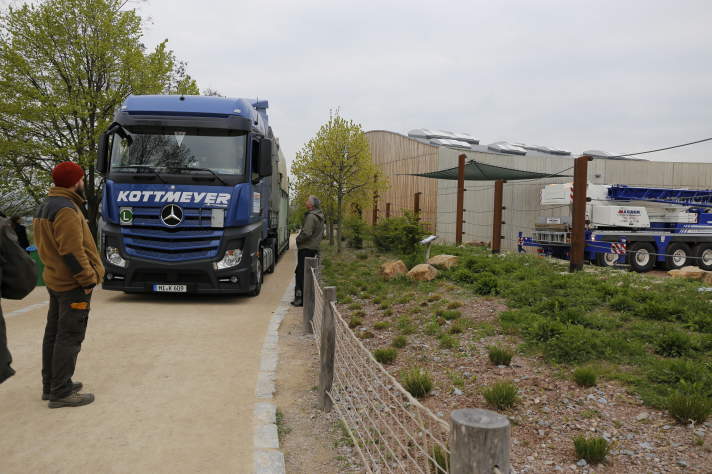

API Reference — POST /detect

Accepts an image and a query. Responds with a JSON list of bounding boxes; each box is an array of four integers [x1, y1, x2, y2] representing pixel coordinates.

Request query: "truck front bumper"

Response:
[[102, 257, 256, 295]]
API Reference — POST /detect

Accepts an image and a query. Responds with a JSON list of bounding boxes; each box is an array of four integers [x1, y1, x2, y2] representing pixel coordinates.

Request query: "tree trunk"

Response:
[[86, 164, 100, 242], [336, 194, 343, 253], [328, 219, 334, 246]]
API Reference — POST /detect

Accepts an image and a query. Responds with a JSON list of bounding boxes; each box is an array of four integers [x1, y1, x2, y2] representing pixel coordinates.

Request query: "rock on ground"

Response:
[[667, 266, 708, 280], [407, 263, 439, 281], [380, 260, 408, 279], [427, 254, 459, 269]]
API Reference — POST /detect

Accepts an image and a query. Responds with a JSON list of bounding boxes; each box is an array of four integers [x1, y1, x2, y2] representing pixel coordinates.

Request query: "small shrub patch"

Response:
[[483, 381, 519, 410], [655, 331, 693, 357], [439, 334, 458, 349], [401, 368, 433, 398], [667, 382, 712, 424], [348, 317, 362, 329], [573, 367, 598, 387], [373, 348, 397, 364], [488, 345, 514, 366], [373, 321, 390, 330], [392, 335, 408, 348], [573, 436, 609, 464], [436, 309, 461, 321]]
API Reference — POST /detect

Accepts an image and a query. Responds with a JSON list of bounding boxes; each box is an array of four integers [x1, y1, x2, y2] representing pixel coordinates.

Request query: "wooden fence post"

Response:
[[450, 408, 510, 474], [386, 202, 391, 219], [569, 155, 592, 273], [491, 180, 505, 254], [372, 174, 379, 225], [414, 191, 422, 216], [303, 257, 318, 333], [456, 154, 466, 245], [318, 286, 337, 411]]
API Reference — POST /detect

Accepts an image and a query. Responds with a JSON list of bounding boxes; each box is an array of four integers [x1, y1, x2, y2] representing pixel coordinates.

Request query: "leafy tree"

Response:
[[0, 0, 199, 235], [291, 111, 387, 252]]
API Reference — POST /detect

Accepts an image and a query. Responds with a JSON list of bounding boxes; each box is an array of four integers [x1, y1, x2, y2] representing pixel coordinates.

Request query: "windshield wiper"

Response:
[[166, 167, 229, 186], [112, 165, 166, 183]]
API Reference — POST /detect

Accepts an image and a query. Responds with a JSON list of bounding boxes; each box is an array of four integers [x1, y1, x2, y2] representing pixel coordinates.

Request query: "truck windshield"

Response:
[[110, 131, 247, 176]]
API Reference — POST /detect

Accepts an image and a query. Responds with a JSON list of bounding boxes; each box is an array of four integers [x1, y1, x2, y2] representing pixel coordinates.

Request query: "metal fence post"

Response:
[[450, 408, 510, 474], [318, 286, 337, 411], [303, 256, 318, 333], [456, 154, 466, 245], [491, 180, 506, 254]]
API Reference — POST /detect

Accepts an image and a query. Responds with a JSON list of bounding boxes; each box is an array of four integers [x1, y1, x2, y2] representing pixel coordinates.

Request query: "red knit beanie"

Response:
[[52, 161, 85, 188]]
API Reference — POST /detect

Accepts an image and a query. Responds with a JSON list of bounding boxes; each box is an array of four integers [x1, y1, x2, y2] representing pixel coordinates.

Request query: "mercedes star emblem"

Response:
[[161, 204, 184, 227]]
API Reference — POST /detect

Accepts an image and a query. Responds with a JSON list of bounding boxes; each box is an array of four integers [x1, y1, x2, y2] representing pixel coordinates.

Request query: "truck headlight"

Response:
[[214, 249, 242, 270], [106, 246, 127, 268]]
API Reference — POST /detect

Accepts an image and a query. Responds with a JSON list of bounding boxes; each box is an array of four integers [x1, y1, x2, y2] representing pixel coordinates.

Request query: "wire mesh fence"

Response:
[[309, 267, 451, 473]]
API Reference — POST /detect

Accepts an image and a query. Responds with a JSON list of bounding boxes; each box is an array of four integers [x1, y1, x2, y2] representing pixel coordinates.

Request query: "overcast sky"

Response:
[[137, 0, 712, 167]]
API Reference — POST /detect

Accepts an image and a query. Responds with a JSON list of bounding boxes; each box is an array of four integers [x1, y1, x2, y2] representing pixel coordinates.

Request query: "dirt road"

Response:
[[1, 245, 296, 474]]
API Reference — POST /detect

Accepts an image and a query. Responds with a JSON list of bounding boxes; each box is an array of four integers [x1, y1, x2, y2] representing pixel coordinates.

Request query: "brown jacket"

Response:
[[33, 187, 105, 292]]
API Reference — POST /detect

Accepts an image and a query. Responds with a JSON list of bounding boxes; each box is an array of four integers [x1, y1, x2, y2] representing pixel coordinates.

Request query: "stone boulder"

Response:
[[465, 240, 490, 248], [407, 264, 439, 281], [381, 260, 408, 279], [667, 266, 707, 281], [704, 272, 712, 285], [427, 254, 459, 269]]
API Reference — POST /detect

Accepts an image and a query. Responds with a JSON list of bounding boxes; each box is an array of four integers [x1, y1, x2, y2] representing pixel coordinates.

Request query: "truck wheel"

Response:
[[694, 243, 712, 271], [628, 242, 656, 273], [248, 255, 263, 297], [595, 252, 620, 267], [265, 241, 276, 274], [664, 243, 692, 270]]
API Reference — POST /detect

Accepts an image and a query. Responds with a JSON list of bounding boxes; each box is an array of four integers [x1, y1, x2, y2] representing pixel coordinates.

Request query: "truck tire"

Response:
[[595, 252, 620, 267], [265, 241, 276, 274], [628, 242, 656, 273], [664, 242, 692, 270], [248, 254, 263, 297], [694, 243, 712, 271]]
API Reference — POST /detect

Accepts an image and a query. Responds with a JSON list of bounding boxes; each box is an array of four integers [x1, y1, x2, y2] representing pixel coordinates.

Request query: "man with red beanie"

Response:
[[33, 161, 104, 408]]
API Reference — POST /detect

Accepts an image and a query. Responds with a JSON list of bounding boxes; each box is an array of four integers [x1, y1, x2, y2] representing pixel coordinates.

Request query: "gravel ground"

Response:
[[337, 287, 712, 474]]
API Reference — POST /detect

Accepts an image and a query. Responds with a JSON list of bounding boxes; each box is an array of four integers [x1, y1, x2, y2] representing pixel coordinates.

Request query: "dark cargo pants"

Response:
[[294, 249, 319, 295], [42, 288, 91, 400]]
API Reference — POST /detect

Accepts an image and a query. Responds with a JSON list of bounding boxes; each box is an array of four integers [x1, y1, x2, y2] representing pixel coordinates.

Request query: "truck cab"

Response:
[[96, 95, 287, 295]]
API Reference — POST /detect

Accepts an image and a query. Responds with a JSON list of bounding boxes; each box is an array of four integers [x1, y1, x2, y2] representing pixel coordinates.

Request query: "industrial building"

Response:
[[365, 129, 712, 251]]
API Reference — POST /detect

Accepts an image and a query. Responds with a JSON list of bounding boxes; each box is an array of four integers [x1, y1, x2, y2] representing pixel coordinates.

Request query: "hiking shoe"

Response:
[[42, 381, 83, 401], [290, 299, 303, 307], [48, 392, 95, 408]]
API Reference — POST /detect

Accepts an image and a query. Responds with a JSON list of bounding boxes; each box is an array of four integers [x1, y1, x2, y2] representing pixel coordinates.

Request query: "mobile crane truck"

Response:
[[520, 183, 712, 273], [95, 95, 289, 295]]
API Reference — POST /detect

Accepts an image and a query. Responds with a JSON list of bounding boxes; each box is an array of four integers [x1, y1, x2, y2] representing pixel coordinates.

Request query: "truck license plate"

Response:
[[152, 284, 187, 293]]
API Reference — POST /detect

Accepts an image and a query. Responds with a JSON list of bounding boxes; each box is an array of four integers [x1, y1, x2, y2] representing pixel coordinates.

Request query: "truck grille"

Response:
[[122, 206, 223, 262]]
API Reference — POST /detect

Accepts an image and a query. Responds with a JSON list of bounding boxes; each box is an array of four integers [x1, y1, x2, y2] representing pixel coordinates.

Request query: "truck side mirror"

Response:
[[96, 131, 110, 174], [257, 139, 273, 177]]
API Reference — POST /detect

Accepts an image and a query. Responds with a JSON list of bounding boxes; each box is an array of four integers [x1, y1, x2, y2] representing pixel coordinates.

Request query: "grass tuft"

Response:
[[373, 347, 397, 364], [573, 367, 598, 387], [439, 333, 458, 349], [401, 367, 433, 398], [483, 380, 519, 410], [667, 382, 712, 424], [488, 345, 514, 366], [348, 317, 362, 329], [392, 335, 408, 348], [373, 321, 390, 330], [573, 436, 609, 464]]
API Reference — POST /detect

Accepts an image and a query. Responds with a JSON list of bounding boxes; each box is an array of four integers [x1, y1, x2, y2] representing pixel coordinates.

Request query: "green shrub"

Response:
[[383, 309, 393, 317], [397, 316, 416, 335], [343, 216, 366, 249], [424, 321, 441, 337], [401, 367, 433, 398], [439, 334, 458, 349], [655, 331, 693, 357], [347, 303, 361, 311], [526, 319, 564, 343], [373, 348, 397, 364], [359, 330, 375, 339], [447, 301, 462, 309], [373, 321, 390, 330], [349, 317, 362, 329], [352, 310, 365, 318], [430, 444, 448, 473], [473, 272, 499, 295], [356, 252, 368, 260], [372, 212, 426, 254], [543, 325, 608, 364], [488, 346, 514, 366], [427, 294, 441, 302], [483, 381, 519, 410], [609, 294, 637, 312], [573, 436, 609, 464], [392, 335, 408, 348], [667, 382, 712, 424], [573, 367, 598, 387]]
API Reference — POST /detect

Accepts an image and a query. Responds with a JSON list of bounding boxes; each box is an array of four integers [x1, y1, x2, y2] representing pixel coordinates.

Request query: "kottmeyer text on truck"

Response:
[[95, 95, 289, 295], [521, 183, 712, 272]]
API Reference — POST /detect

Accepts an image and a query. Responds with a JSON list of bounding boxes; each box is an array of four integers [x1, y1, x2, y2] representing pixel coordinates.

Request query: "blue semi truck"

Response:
[[95, 95, 289, 295], [520, 183, 712, 272]]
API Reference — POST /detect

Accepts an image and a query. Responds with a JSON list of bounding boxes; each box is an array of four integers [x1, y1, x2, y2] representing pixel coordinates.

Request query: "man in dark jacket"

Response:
[[33, 161, 105, 408], [291, 196, 325, 307], [0, 217, 37, 384]]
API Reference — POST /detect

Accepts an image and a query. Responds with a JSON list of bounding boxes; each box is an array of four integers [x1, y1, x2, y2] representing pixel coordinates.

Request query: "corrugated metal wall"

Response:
[[365, 131, 439, 231], [436, 147, 712, 251]]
